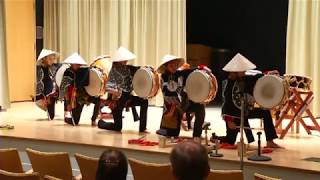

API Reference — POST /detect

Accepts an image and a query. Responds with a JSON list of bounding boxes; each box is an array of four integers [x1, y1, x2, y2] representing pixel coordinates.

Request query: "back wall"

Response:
[[4, 0, 36, 102]]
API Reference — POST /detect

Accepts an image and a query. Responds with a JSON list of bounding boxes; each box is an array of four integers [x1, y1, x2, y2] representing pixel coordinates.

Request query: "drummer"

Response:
[[97, 46, 148, 132], [220, 53, 281, 148], [59, 53, 101, 126], [90, 54, 113, 120], [156, 55, 207, 142], [36, 49, 61, 120]]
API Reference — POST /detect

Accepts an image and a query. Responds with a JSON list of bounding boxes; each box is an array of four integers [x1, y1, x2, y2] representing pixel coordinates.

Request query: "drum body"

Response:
[[90, 58, 111, 75], [55, 64, 70, 87], [284, 74, 311, 91], [133, 67, 160, 99], [185, 70, 218, 104], [85, 68, 106, 97], [253, 75, 288, 109]]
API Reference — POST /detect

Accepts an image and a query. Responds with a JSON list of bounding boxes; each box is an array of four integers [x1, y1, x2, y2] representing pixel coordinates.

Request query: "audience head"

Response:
[[96, 150, 128, 180], [170, 141, 210, 180]]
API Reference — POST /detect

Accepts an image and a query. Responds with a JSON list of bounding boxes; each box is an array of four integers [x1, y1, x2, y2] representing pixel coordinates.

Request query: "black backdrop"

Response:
[[187, 0, 289, 74]]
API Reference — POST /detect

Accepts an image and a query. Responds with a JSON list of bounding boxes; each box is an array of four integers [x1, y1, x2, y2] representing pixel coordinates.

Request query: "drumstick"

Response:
[[138, 135, 147, 140], [235, 126, 263, 130]]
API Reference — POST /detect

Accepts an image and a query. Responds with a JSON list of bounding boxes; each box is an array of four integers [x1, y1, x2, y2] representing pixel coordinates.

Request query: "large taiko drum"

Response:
[[133, 67, 160, 99], [85, 68, 107, 97], [55, 64, 70, 88], [284, 74, 312, 91], [90, 58, 111, 75], [185, 70, 218, 104], [253, 75, 289, 109]]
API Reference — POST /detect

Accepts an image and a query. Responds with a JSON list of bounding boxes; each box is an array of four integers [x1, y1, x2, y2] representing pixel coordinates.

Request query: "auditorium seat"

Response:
[[207, 170, 244, 180], [74, 153, 99, 180], [128, 158, 175, 180], [26, 148, 73, 180], [0, 169, 40, 180], [0, 148, 24, 173], [254, 173, 281, 180]]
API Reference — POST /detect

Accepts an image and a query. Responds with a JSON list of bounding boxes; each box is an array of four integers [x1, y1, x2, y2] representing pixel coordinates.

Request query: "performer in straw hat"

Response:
[[35, 49, 61, 120], [220, 53, 281, 148], [156, 55, 207, 141], [98, 46, 148, 132], [59, 53, 101, 126]]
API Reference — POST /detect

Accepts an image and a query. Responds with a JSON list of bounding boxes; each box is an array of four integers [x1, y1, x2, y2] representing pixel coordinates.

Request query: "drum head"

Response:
[[85, 68, 104, 97], [186, 71, 211, 103], [55, 64, 70, 87], [254, 75, 285, 109], [133, 68, 153, 98]]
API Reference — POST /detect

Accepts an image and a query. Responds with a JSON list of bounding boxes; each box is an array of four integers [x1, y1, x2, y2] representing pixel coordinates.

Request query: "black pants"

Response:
[[98, 92, 148, 132], [185, 102, 205, 137], [65, 97, 101, 125], [47, 98, 57, 120], [223, 108, 278, 144], [158, 112, 183, 137], [36, 95, 56, 120]]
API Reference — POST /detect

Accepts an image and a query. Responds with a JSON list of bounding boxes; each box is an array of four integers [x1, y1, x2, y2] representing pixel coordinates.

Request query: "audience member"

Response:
[[96, 150, 128, 180], [170, 141, 210, 180]]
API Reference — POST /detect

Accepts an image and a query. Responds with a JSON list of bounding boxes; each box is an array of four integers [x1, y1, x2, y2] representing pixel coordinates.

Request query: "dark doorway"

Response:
[[35, 0, 44, 57]]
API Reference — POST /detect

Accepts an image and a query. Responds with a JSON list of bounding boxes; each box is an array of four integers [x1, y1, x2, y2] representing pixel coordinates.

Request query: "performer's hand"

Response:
[[164, 104, 176, 117], [108, 90, 121, 99], [178, 63, 190, 70], [113, 91, 121, 97], [108, 101, 118, 110], [227, 121, 237, 130], [41, 99, 48, 107]]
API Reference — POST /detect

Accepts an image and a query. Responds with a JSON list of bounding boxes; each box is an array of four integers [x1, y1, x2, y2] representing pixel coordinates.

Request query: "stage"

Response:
[[0, 102, 320, 180]]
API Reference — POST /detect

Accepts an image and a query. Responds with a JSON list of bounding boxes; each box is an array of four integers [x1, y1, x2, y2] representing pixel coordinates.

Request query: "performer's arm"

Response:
[[35, 66, 45, 100], [59, 70, 73, 100], [52, 63, 62, 75], [105, 67, 121, 98]]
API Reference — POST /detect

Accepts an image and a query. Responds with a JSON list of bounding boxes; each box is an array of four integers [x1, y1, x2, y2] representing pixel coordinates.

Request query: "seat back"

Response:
[[43, 175, 63, 180], [129, 158, 175, 180], [254, 173, 281, 180], [74, 153, 99, 180], [0, 169, 40, 180], [0, 148, 24, 173], [26, 148, 73, 180], [207, 170, 244, 180]]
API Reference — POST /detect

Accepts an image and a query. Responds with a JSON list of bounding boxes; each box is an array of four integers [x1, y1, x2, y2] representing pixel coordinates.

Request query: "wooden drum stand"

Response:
[[275, 88, 320, 139]]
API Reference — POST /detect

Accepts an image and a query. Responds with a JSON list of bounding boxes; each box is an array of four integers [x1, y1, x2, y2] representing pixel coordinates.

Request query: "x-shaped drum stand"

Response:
[[275, 88, 320, 139]]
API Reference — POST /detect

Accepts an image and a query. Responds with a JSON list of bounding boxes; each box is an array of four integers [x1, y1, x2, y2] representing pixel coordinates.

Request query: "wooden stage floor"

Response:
[[0, 102, 320, 180]]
